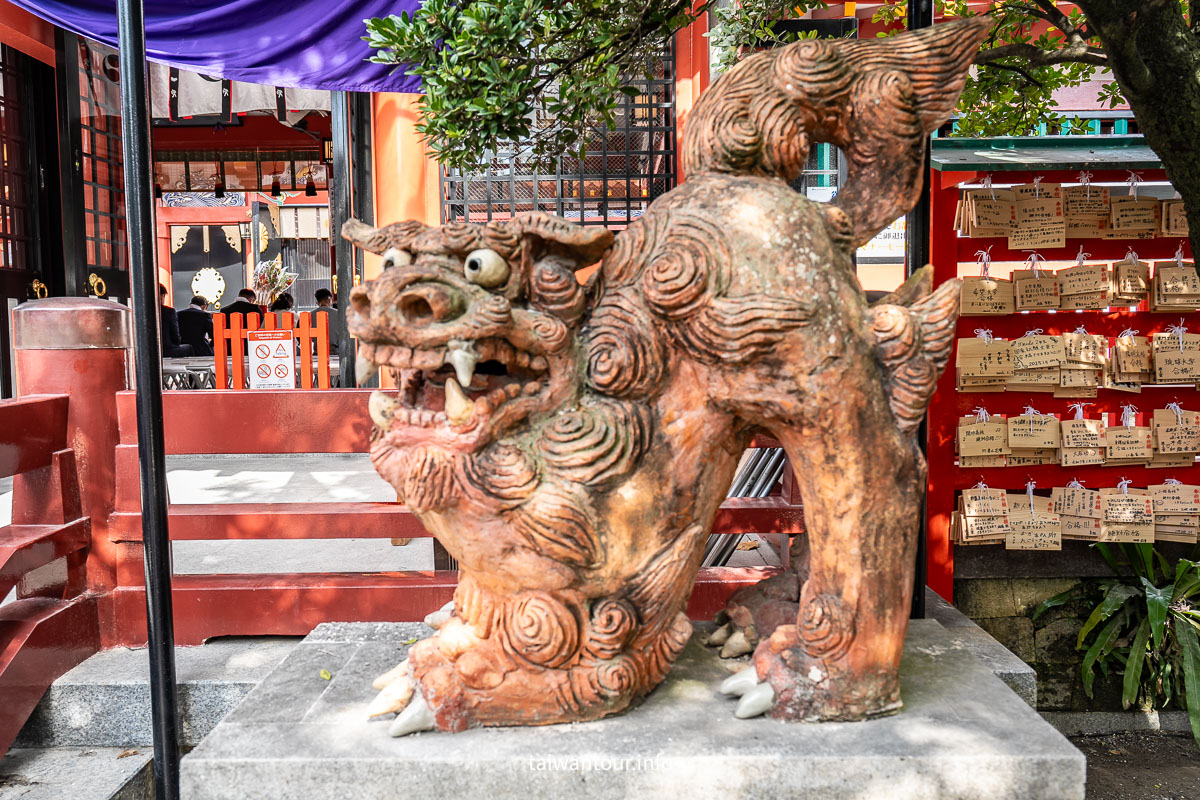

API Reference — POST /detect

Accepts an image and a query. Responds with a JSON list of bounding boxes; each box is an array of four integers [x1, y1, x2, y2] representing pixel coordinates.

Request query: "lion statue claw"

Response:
[[344, 18, 988, 734]]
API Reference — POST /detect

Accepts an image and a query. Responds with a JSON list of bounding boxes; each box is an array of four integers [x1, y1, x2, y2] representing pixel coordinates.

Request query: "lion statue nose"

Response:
[[396, 283, 466, 326]]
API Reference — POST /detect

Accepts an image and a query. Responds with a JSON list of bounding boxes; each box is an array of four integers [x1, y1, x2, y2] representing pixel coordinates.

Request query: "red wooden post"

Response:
[[11, 297, 130, 648], [298, 312, 314, 389], [213, 313, 228, 390], [315, 312, 331, 389], [230, 313, 246, 390]]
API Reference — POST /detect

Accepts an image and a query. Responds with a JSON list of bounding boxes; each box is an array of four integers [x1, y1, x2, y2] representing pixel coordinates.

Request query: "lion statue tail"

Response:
[[680, 17, 990, 247]]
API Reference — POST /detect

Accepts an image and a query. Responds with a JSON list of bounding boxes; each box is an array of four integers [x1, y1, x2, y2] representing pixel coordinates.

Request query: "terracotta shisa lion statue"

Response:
[[344, 18, 988, 735]]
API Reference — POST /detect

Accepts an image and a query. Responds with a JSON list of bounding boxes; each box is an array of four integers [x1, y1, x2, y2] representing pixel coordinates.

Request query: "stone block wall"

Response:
[[953, 576, 1125, 711]]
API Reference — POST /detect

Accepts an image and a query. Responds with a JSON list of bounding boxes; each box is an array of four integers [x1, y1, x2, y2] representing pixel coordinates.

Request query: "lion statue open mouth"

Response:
[[343, 18, 988, 735]]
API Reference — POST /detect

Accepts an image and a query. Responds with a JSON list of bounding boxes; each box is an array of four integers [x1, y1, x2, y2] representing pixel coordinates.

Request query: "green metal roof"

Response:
[[930, 135, 1162, 172]]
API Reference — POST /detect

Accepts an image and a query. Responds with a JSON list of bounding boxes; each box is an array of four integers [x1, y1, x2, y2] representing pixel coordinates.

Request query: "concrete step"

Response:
[[14, 638, 298, 749], [181, 619, 1084, 800], [0, 747, 153, 800]]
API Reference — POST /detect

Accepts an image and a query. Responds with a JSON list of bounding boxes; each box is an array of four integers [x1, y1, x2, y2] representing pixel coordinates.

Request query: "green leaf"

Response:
[[1142, 577, 1172, 650], [1033, 586, 1081, 621], [1094, 542, 1121, 576], [319, 669, 332, 681], [1122, 617, 1151, 709], [1082, 613, 1125, 698], [404, 637, 418, 645], [1175, 617, 1200, 746], [1077, 584, 1139, 649]]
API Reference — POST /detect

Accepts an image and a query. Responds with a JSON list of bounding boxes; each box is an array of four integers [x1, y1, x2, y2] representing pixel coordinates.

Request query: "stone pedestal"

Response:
[[181, 620, 1085, 800]]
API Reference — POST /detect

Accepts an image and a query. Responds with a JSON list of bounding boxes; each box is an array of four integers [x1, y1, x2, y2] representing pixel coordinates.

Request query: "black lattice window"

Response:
[[283, 237, 333, 308], [0, 45, 31, 271], [440, 47, 676, 230], [78, 39, 127, 274]]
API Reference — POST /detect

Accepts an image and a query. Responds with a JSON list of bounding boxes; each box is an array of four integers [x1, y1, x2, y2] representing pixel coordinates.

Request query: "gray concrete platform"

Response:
[[15, 638, 298, 749], [182, 619, 1085, 800], [0, 747, 152, 800], [923, 587, 1037, 707]]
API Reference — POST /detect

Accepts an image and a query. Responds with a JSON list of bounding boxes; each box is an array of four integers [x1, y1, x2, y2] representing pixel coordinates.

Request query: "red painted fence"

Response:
[[0, 394, 98, 754], [107, 389, 804, 646]]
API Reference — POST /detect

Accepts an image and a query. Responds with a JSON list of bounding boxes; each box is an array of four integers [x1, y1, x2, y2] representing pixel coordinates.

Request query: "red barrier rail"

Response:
[[0, 395, 97, 755], [106, 388, 805, 645]]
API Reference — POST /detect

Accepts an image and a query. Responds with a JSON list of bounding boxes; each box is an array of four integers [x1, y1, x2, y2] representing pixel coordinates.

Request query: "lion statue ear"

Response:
[[505, 212, 611, 324], [508, 212, 614, 269]]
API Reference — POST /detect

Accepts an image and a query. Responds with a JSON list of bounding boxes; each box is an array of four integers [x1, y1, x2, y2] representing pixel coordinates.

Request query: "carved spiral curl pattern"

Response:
[[441, 223, 482, 255], [596, 656, 640, 698], [529, 258, 586, 325], [480, 220, 521, 261], [504, 591, 581, 669], [585, 287, 666, 399], [454, 572, 498, 639], [799, 592, 856, 661], [540, 399, 651, 487], [528, 313, 570, 354], [510, 482, 600, 568], [475, 293, 513, 327], [460, 442, 539, 510], [643, 214, 730, 323], [398, 446, 460, 513], [587, 597, 639, 659]]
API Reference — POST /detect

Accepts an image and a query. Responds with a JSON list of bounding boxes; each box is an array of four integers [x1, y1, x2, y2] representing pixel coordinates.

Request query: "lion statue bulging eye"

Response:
[[381, 248, 413, 270], [464, 249, 510, 288]]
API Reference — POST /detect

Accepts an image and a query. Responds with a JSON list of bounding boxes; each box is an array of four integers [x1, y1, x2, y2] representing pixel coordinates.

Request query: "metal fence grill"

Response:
[[284, 237, 333, 309], [440, 47, 676, 230], [78, 38, 127, 274], [0, 45, 30, 271]]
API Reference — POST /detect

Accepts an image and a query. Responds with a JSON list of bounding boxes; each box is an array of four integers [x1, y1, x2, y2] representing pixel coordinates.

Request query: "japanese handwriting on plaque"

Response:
[[961, 488, 1009, 516], [1152, 408, 1200, 453], [956, 338, 1014, 377], [1052, 487, 1102, 518], [1007, 413, 1061, 448], [959, 277, 1016, 315], [1106, 426, 1153, 460], [1061, 419, 1106, 449], [1150, 483, 1200, 514], [1102, 492, 1154, 524], [1063, 332, 1105, 365], [1058, 264, 1109, 295], [958, 418, 1011, 456], [1006, 516, 1062, 550], [1012, 335, 1065, 371]]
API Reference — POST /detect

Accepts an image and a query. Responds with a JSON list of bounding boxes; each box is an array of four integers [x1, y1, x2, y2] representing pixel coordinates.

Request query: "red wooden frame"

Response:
[[106, 389, 804, 645], [926, 167, 1193, 601], [0, 395, 97, 755], [212, 311, 331, 389]]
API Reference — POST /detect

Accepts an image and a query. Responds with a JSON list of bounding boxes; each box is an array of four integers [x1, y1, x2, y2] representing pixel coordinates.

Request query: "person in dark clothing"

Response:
[[159, 285, 193, 357], [219, 288, 262, 354], [313, 287, 340, 355], [178, 295, 215, 357], [269, 292, 295, 312], [220, 288, 264, 324]]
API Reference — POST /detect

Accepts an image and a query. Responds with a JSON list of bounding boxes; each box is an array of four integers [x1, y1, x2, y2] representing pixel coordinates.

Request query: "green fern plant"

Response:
[[1035, 543, 1200, 747]]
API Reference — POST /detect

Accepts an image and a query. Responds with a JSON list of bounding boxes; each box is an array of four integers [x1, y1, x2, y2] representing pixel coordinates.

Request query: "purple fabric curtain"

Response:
[[9, 0, 422, 92]]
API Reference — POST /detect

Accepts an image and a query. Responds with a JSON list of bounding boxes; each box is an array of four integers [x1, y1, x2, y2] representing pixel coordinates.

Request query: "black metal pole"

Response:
[[116, 1, 181, 798], [906, 0, 934, 621], [331, 90, 356, 384]]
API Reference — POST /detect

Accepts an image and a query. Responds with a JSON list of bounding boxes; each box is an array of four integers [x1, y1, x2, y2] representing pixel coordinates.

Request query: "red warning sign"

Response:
[[247, 329, 295, 389]]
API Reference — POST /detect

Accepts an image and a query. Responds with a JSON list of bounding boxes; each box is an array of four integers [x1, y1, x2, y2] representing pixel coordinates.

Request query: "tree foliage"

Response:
[[364, 1, 1136, 170]]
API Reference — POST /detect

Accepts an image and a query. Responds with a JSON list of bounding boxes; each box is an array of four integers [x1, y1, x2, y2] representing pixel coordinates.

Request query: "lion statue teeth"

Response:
[[343, 17, 989, 734]]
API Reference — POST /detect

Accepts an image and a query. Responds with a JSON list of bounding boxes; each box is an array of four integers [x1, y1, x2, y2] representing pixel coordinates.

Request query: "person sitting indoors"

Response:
[[219, 288, 262, 354], [313, 288, 340, 355], [220, 287, 264, 325], [269, 292, 295, 313], [178, 294, 214, 357], [159, 284, 193, 357]]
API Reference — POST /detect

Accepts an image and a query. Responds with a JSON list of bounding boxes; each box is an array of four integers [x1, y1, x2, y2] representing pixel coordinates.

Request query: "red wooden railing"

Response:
[[107, 389, 804, 646], [212, 311, 332, 389], [0, 395, 97, 754]]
